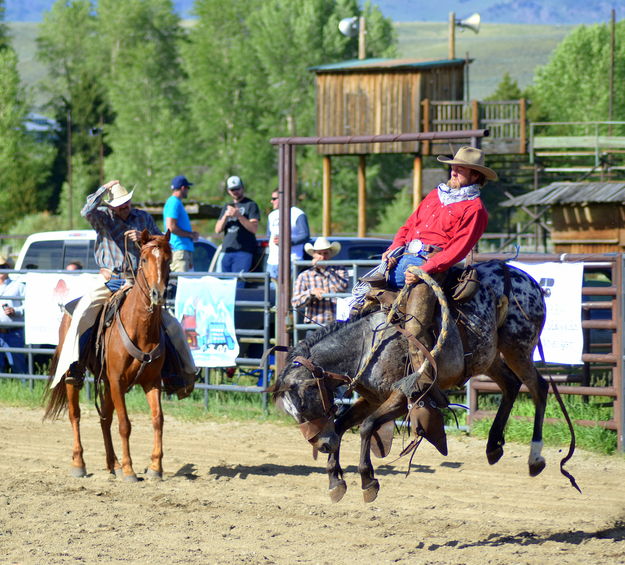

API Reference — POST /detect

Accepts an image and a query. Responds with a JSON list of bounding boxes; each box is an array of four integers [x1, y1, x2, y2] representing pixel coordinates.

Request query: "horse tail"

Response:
[[42, 348, 68, 421]]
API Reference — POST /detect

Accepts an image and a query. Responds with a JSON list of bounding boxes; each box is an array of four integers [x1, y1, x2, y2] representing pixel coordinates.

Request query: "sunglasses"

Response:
[[228, 187, 243, 192], [271, 196, 279, 201]]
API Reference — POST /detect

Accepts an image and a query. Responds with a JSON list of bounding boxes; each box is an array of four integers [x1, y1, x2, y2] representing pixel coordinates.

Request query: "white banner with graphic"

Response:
[[175, 276, 239, 367], [510, 261, 584, 364], [24, 272, 100, 345]]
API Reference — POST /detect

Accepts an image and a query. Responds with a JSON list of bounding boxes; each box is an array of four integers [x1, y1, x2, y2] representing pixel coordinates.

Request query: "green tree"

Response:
[[531, 21, 625, 123], [485, 72, 524, 101], [36, 0, 109, 210], [98, 0, 197, 199], [0, 48, 54, 231], [0, 0, 10, 52]]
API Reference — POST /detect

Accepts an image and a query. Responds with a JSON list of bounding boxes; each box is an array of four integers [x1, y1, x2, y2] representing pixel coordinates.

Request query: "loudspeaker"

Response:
[[457, 12, 480, 34]]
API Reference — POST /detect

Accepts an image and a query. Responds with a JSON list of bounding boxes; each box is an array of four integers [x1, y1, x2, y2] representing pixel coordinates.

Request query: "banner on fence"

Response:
[[174, 276, 239, 367], [511, 261, 584, 364], [24, 272, 99, 345]]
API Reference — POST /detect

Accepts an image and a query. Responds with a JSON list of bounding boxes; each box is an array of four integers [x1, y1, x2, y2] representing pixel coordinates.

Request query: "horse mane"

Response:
[[286, 309, 373, 363]]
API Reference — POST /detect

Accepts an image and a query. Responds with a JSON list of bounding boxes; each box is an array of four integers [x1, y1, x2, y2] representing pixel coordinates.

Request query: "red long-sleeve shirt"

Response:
[[389, 189, 488, 274]]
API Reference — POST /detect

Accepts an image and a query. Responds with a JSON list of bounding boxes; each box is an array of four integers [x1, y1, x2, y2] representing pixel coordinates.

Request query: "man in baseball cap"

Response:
[[164, 175, 199, 272], [214, 175, 260, 287]]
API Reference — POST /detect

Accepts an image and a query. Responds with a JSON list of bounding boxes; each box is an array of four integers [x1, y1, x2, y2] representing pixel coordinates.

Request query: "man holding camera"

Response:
[[214, 176, 260, 286]]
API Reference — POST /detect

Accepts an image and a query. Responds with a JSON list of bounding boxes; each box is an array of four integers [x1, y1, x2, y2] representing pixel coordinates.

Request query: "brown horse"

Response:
[[44, 230, 172, 481]]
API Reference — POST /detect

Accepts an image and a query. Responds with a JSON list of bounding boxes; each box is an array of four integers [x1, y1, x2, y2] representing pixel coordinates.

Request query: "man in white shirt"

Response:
[[266, 189, 310, 280]]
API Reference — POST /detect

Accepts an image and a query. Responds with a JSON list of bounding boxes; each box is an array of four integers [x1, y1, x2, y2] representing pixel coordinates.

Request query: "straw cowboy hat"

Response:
[[304, 237, 341, 258], [104, 183, 134, 207], [437, 146, 498, 181], [0, 254, 14, 269]]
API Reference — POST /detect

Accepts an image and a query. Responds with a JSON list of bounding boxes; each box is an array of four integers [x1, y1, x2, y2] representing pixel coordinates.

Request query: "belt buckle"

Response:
[[407, 239, 423, 254]]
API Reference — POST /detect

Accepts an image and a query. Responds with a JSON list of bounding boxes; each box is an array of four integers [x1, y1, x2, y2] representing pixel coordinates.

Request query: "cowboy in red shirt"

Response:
[[365, 146, 497, 402]]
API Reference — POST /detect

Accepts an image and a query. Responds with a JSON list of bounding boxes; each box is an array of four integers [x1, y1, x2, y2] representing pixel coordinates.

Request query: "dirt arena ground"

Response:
[[1, 405, 624, 565]]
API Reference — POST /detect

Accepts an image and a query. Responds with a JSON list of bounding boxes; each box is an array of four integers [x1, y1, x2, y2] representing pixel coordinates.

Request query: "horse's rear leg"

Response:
[[66, 382, 87, 477], [326, 396, 376, 503], [144, 385, 164, 480], [358, 390, 407, 503], [500, 345, 549, 476], [484, 356, 522, 465]]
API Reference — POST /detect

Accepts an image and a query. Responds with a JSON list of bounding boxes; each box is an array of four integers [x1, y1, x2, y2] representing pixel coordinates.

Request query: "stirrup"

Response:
[[64, 362, 85, 389]]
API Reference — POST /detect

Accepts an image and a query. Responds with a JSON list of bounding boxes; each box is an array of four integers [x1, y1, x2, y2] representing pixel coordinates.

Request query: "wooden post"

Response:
[[322, 156, 332, 236], [358, 16, 366, 60], [519, 98, 527, 153], [413, 155, 423, 209], [471, 99, 479, 130], [422, 99, 431, 155], [448, 12, 456, 59], [358, 155, 366, 237]]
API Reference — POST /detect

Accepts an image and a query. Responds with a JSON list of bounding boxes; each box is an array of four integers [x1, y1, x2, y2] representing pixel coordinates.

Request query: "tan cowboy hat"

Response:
[[104, 183, 134, 207], [304, 237, 341, 258], [0, 254, 14, 269], [437, 146, 498, 181]]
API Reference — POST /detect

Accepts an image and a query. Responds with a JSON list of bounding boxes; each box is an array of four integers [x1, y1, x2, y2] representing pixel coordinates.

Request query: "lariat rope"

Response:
[[347, 265, 452, 399]]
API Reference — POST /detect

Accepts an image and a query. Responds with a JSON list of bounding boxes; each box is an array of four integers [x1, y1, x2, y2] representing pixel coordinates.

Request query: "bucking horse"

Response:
[[273, 260, 577, 503]]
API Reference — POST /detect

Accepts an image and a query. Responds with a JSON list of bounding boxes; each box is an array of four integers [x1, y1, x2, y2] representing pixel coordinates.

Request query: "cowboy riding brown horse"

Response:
[[44, 230, 173, 481]]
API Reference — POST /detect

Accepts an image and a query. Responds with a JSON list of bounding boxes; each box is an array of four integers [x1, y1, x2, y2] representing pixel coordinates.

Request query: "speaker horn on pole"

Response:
[[456, 12, 480, 34]]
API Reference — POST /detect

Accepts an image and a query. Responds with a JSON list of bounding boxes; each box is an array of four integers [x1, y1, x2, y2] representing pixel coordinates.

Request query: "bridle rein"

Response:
[[291, 355, 352, 443]]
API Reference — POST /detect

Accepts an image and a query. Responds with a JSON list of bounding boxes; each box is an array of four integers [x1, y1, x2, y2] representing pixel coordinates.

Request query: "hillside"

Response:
[[396, 21, 574, 99], [11, 19, 574, 110], [5, 0, 617, 24]]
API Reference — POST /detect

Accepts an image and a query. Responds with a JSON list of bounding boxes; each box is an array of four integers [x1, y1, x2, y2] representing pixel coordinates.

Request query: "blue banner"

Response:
[[174, 276, 239, 367]]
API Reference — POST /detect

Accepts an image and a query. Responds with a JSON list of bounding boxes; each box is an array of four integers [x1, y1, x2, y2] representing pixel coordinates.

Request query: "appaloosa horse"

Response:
[[44, 231, 172, 481], [273, 260, 553, 503]]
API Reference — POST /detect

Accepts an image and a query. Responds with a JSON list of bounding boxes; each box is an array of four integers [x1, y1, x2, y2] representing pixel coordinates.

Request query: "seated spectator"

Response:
[[291, 237, 348, 334], [0, 255, 26, 374]]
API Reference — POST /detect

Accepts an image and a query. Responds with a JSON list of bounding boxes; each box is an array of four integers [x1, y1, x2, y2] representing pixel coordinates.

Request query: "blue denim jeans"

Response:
[[387, 254, 425, 290], [221, 251, 254, 288]]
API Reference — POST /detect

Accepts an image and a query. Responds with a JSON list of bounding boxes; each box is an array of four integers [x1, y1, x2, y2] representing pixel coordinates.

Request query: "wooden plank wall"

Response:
[[316, 65, 464, 155]]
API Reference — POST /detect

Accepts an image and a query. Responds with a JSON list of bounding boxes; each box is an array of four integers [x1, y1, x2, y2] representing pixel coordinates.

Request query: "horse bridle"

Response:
[[291, 355, 352, 442]]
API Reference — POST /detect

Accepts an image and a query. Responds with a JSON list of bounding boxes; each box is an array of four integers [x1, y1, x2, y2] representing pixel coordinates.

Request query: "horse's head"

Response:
[[273, 355, 345, 454], [138, 229, 172, 308]]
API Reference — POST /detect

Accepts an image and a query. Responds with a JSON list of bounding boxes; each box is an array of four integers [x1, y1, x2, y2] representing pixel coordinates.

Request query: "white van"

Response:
[[15, 230, 218, 271]]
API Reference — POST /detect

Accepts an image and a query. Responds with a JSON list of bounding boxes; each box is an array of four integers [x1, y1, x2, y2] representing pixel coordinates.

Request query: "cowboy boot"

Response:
[[404, 278, 448, 409]]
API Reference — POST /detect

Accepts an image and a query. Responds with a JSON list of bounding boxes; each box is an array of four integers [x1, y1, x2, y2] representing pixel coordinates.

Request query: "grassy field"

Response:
[[396, 21, 574, 99], [10, 20, 575, 110], [1, 377, 617, 455]]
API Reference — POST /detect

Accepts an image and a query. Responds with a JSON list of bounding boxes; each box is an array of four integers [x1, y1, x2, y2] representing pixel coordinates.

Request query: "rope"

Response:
[[394, 266, 452, 399]]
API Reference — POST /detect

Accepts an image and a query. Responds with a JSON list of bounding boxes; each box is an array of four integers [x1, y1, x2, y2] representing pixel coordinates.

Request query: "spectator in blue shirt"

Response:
[[164, 175, 199, 272]]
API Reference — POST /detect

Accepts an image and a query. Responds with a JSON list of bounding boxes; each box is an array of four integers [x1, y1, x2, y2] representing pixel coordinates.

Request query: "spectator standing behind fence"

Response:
[[214, 176, 260, 287], [266, 189, 310, 281], [291, 237, 348, 330], [0, 255, 26, 374], [164, 175, 199, 272]]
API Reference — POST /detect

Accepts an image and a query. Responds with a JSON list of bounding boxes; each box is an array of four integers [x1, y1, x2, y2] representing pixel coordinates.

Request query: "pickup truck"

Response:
[[15, 230, 218, 271]]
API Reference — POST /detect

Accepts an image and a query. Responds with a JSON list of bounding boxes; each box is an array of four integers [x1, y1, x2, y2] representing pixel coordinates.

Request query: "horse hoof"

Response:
[[329, 481, 347, 503], [363, 481, 379, 504], [486, 447, 504, 465], [529, 459, 546, 477], [123, 474, 139, 483], [112, 468, 123, 478], [70, 466, 87, 478], [146, 469, 163, 481]]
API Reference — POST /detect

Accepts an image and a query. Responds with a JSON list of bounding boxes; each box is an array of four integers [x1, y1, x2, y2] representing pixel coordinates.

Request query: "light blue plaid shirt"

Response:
[[82, 185, 162, 272]]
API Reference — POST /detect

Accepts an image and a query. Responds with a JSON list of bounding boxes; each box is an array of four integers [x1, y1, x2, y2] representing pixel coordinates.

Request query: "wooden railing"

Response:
[[422, 99, 527, 154]]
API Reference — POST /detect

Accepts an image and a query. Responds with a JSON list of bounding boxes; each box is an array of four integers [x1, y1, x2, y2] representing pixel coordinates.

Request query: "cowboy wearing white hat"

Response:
[[292, 237, 349, 330], [53, 179, 197, 399], [303, 236, 341, 258], [358, 145, 497, 420]]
